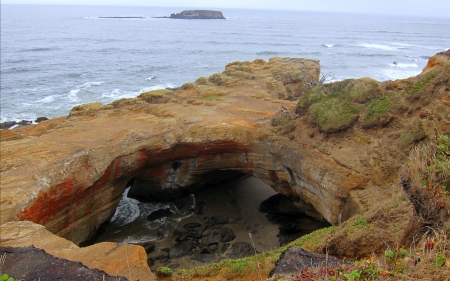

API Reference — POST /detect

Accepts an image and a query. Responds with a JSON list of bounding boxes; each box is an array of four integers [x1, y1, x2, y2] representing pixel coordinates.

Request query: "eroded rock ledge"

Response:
[[1, 52, 450, 276]]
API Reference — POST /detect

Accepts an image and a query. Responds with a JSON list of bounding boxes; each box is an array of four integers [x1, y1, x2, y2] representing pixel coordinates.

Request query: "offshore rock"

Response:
[[170, 10, 225, 19]]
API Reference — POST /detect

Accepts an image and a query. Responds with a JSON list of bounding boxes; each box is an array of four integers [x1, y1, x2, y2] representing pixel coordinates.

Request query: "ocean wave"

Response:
[[19, 47, 58, 52], [37, 95, 56, 104], [256, 51, 284, 55], [80, 81, 104, 88], [359, 43, 398, 51], [145, 76, 155, 81], [86, 16, 149, 20], [322, 44, 335, 48], [389, 62, 419, 68], [138, 83, 177, 93], [382, 69, 421, 81], [67, 89, 80, 102], [99, 84, 177, 100], [110, 187, 140, 227]]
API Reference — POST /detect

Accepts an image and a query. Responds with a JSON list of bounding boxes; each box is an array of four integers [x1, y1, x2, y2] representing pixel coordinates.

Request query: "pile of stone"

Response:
[[147, 214, 256, 270]]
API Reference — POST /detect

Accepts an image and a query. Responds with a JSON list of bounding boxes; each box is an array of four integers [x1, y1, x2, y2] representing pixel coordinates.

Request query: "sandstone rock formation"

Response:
[[0, 52, 449, 276], [0, 221, 154, 280]]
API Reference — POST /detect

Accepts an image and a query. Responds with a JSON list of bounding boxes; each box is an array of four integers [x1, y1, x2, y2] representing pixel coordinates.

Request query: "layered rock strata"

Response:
[[1, 52, 450, 275]]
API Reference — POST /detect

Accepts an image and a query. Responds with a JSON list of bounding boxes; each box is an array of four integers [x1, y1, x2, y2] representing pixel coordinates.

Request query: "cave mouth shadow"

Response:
[[95, 175, 331, 270]]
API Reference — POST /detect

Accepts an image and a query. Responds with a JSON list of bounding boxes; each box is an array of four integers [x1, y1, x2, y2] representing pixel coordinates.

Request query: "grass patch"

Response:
[[399, 118, 427, 147], [363, 98, 391, 122], [308, 98, 359, 133], [270, 230, 450, 280], [406, 72, 437, 95], [199, 94, 222, 100], [400, 126, 450, 222], [297, 78, 384, 132]]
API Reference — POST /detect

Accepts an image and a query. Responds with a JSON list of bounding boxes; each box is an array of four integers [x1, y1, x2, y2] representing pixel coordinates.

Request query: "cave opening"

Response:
[[95, 175, 330, 270]]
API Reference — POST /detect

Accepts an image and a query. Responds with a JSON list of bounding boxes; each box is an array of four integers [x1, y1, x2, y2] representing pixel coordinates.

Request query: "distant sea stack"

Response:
[[170, 10, 225, 19]]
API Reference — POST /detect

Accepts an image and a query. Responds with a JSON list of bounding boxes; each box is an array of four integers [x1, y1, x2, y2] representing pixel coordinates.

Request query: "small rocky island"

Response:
[[161, 10, 226, 19]]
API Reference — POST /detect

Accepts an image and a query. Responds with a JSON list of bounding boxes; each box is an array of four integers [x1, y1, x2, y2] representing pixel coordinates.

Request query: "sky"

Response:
[[2, 0, 450, 18]]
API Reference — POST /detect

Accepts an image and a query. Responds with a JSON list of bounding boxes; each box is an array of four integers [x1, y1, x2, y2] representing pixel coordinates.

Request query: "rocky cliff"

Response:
[[1, 52, 449, 278]]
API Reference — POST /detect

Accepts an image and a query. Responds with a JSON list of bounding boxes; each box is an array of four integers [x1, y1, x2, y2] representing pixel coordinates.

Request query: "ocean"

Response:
[[1, 5, 449, 123]]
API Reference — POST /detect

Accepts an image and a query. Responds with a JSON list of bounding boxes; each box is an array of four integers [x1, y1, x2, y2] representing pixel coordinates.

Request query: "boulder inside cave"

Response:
[[96, 176, 330, 270]]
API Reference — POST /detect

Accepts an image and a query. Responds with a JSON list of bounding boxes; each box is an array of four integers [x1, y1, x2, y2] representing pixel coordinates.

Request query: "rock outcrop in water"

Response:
[[169, 10, 225, 19], [1, 51, 450, 278]]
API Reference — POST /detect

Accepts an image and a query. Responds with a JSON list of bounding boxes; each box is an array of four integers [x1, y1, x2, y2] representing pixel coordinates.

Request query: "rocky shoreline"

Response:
[[1, 51, 449, 280]]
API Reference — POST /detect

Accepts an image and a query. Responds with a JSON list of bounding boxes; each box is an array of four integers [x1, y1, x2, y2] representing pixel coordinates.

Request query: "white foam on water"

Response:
[[100, 88, 131, 99], [110, 187, 140, 226], [382, 69, 422, 81], [322, 44, 334, 48], [388, 63, 419, 68], [138, 83, 178, 93], [81, 81, 104, 87], [37, 95, 56, 104], [67, 89, 80, 102], [359, 43, 397, 51], [145, 76, 155, 81]]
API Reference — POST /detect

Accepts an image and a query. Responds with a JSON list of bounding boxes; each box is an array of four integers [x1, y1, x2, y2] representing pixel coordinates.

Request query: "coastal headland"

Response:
[[1, 51, 449, 280]]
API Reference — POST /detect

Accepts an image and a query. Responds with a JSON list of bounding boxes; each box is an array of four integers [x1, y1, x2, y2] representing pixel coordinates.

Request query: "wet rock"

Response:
[[174, 223, 207, 241], [226, 242, 255, 259], [0, 121, 17, 129], [217, 242, 229, 254], [174, 195, 192, 210], [191, 251, 216, 263], [206, 232, 222, 244], [168, 263, 179, 269], [35, 117, 49, 123], [169, 240, 198, 259], [207, 243, 218, 252], [260, 193, 326, 221], [147, 250, 169, 267], [207, 215, 230, 225], [265, 212, 331, 245], [196, 201, 206, 214], [132, 241, 155, 253], [218, 227, 236, 242], [146, 208, 173, 221], [19, 120, 32, 126], [0, 246, 126, 281], [269, 247, 351, 277], [184, 222, 201, 229]]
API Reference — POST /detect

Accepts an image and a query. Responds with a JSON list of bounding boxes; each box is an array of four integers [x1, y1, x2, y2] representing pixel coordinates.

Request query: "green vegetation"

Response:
[[174, 226, 336, 280], [270, 230, 450, 280], [297, 77, 393, 133], [208, 73, 230, 86], [308, 98, 359, 132], [362, 98, 391, 122], [181, 82, 195, 90], [156, 266, 173, 277], [138, 89, 173, 104], [402, 126, 450, 196], [406, 72, 437, 95], [1, 274, 15, 281]]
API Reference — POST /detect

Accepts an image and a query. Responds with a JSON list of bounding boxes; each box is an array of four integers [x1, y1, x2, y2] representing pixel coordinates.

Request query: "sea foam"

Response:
[[359, 43, 397, 51]]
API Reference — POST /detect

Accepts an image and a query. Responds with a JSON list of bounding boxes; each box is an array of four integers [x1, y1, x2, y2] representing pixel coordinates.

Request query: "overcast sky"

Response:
[[2, 0, 450, 18]]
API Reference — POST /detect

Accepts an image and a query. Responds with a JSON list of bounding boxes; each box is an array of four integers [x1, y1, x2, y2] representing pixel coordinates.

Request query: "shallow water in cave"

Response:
[[95, 176, 327, 270]]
